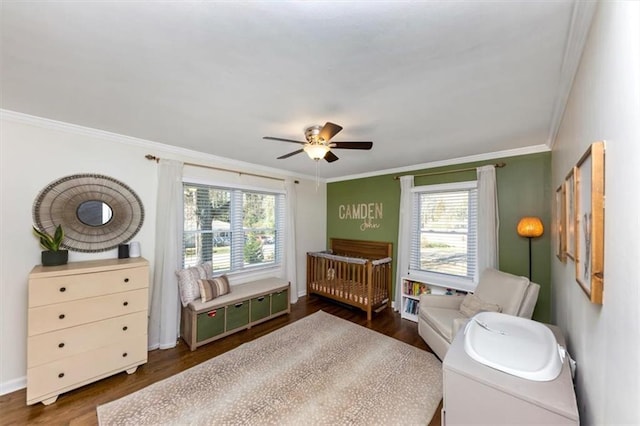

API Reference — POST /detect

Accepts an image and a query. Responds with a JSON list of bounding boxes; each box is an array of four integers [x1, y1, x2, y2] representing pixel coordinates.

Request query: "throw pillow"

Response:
[[459, 293, 502, 318], [198, 275, 231, 303], [201, 261, 213, 278], [176, 264, 210, 307]]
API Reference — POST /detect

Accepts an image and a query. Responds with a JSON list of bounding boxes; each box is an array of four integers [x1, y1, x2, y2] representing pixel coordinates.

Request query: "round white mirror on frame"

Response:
[[33, 174, 144, 253]]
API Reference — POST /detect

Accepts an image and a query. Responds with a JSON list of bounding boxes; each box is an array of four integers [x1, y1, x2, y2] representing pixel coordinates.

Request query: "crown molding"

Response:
[[327, 144, 551, 183], [547, 0, 598, 149], [1, 109, 550, 185], [0, 109, 320, 183]]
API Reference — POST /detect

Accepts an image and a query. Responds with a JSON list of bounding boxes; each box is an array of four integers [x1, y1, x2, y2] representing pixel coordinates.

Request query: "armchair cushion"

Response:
[[474, 268, 529, 315], [459, 293, 502, 317], [420, 293, 465, 310]]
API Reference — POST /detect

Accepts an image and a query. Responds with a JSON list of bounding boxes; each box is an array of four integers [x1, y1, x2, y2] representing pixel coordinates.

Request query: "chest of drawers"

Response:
[[27, 258, 149, 405]]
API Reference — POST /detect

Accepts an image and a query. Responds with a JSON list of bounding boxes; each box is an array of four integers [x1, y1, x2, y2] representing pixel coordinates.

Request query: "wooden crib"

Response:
[[307, 238, 393, 320]]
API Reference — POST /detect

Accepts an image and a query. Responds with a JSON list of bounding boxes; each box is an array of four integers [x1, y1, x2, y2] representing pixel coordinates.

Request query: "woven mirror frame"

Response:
[[33, 174, 144, 252]]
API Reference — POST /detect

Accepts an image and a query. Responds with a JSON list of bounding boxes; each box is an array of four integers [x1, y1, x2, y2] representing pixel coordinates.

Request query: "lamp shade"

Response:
[[517, 217, 544, 238], [304, 144, 330, 160]]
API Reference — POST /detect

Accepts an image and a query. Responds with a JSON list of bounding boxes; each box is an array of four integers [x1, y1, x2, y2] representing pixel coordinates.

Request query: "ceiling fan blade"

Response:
[[277, 149, 305, 159], [324, 151, 339, 163], [331, 141, 373, 150], [319, 122, 343, 142], [263, 136, 306, 145]]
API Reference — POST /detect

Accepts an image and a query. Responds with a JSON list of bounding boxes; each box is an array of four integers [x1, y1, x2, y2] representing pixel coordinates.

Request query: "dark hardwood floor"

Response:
[[0, 295, 442, 426]]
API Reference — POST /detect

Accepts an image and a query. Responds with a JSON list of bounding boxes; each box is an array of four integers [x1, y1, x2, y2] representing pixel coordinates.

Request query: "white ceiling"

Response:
[[1, 1, 591, 180]]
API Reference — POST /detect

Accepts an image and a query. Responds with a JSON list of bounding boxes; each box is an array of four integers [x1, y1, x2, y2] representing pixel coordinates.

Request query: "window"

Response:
[[182, 183, 284, 274], [410, 181, 478, 289]]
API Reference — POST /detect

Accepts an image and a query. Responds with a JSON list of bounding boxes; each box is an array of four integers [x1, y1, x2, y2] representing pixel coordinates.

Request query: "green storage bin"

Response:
[[196, 307, 226, 342], [251, 294, 271, 322], [271, 289, 289, 314], [226, 300, 249, 330]]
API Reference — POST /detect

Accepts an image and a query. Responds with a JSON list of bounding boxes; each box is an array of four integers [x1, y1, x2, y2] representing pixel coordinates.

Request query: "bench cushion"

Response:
[[187, 277, 289, 313]]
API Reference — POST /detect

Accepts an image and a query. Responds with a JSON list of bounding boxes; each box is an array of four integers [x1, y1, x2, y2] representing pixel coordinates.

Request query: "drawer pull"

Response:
[[234, 303, 243, 308], [59, 314, 65, 320], [257, 296, 265, 302], [58, 373, 64, 379], [123, 301, 129, 306], [124, 278, 130, 283], [59, 287, 66, 292], [122, 352, 128, 358], [123, 326, 128, 331], [58, 342, 65, 348]]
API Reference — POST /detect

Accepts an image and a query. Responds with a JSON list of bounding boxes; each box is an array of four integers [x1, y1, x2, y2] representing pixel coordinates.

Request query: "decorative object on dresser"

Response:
[[306, 238, 392, 320], [418, 268, 540, 361], [32, 174, 144, 253], [98, 311, 443, 425], [32, 224, 68, 266], [27, 258, 149, 405]]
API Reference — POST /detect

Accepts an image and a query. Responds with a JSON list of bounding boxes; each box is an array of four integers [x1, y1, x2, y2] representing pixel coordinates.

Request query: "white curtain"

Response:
[[148, 159, 184, 350], [476, 165, 499, 282], [394, 175, 414, 312], [282, 178, 298, 304]]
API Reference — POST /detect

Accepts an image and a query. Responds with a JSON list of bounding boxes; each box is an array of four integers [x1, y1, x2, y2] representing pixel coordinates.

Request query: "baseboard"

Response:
[[1, 376, 26, 396]]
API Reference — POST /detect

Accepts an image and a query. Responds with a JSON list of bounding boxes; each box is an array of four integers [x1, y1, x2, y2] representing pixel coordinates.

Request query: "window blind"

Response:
[[410, 183, 478, 280], [183, 183, 283, 273]]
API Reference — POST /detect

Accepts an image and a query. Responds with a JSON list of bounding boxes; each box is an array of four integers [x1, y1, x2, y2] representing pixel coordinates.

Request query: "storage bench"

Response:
[[180, 277, 290, 351]]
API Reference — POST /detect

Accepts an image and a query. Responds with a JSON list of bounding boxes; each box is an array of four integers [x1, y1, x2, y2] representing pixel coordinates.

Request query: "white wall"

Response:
[[0, 113, 326, 394], [551, 2, 639, 425]]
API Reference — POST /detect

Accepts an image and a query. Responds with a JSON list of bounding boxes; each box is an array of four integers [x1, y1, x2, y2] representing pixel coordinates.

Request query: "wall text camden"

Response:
[[338, 203, 383, 231]]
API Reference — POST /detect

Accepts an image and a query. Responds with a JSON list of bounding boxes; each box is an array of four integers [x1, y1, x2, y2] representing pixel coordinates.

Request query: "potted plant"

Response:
[[33, 224, 68, 266]]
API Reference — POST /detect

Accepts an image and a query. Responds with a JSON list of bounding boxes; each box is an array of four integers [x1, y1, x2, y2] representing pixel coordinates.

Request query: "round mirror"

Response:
[[33, 174, 144, 252], [77, 200, 113, 227]]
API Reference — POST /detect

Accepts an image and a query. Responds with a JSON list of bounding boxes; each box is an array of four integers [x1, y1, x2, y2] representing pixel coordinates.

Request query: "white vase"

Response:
[[129, 241, 141, 257]]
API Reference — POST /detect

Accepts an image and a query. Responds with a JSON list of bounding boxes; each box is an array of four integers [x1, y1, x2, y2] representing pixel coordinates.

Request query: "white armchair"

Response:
[[417, 268, 540, 360]]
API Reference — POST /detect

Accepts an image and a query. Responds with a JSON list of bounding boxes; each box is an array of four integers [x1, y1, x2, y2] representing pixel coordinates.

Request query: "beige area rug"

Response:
[[97, 311, 442, 425]]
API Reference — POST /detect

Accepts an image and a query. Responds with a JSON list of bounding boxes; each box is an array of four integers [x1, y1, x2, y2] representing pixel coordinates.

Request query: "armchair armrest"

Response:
[[419, 294, 465, 310]]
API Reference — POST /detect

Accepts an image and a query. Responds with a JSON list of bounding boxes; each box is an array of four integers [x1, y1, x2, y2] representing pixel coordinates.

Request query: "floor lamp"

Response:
[[517, 217, 544, 280]]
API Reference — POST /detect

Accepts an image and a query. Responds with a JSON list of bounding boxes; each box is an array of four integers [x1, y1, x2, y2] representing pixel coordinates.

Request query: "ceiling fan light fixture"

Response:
[[304, 144, 330, 161]]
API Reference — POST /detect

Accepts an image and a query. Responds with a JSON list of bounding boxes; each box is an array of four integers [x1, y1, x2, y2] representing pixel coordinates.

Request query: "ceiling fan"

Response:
[[263, 122, 373, 163]]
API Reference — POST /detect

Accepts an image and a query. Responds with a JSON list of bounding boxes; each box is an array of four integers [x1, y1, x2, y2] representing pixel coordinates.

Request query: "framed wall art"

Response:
[[555, 183, 567, 262], [564, 167, 576, 260], [574, 141, 605, 304]]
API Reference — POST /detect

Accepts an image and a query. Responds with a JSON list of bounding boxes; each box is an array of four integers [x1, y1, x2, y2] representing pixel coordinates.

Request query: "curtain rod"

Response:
[[393, 162, 506, 180], [145, 155, 298, 184]]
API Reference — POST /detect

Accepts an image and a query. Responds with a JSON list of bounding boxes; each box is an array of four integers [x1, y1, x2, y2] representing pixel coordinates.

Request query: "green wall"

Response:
[[327, 152, 552, 322]]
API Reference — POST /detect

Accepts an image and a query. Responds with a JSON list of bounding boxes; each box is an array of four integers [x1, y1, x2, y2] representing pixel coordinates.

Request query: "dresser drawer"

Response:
[[28, 288, 147, 336], [28, 311, 147, 367], [29, 266, 148, 307], [27, 334, 147, 405]]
